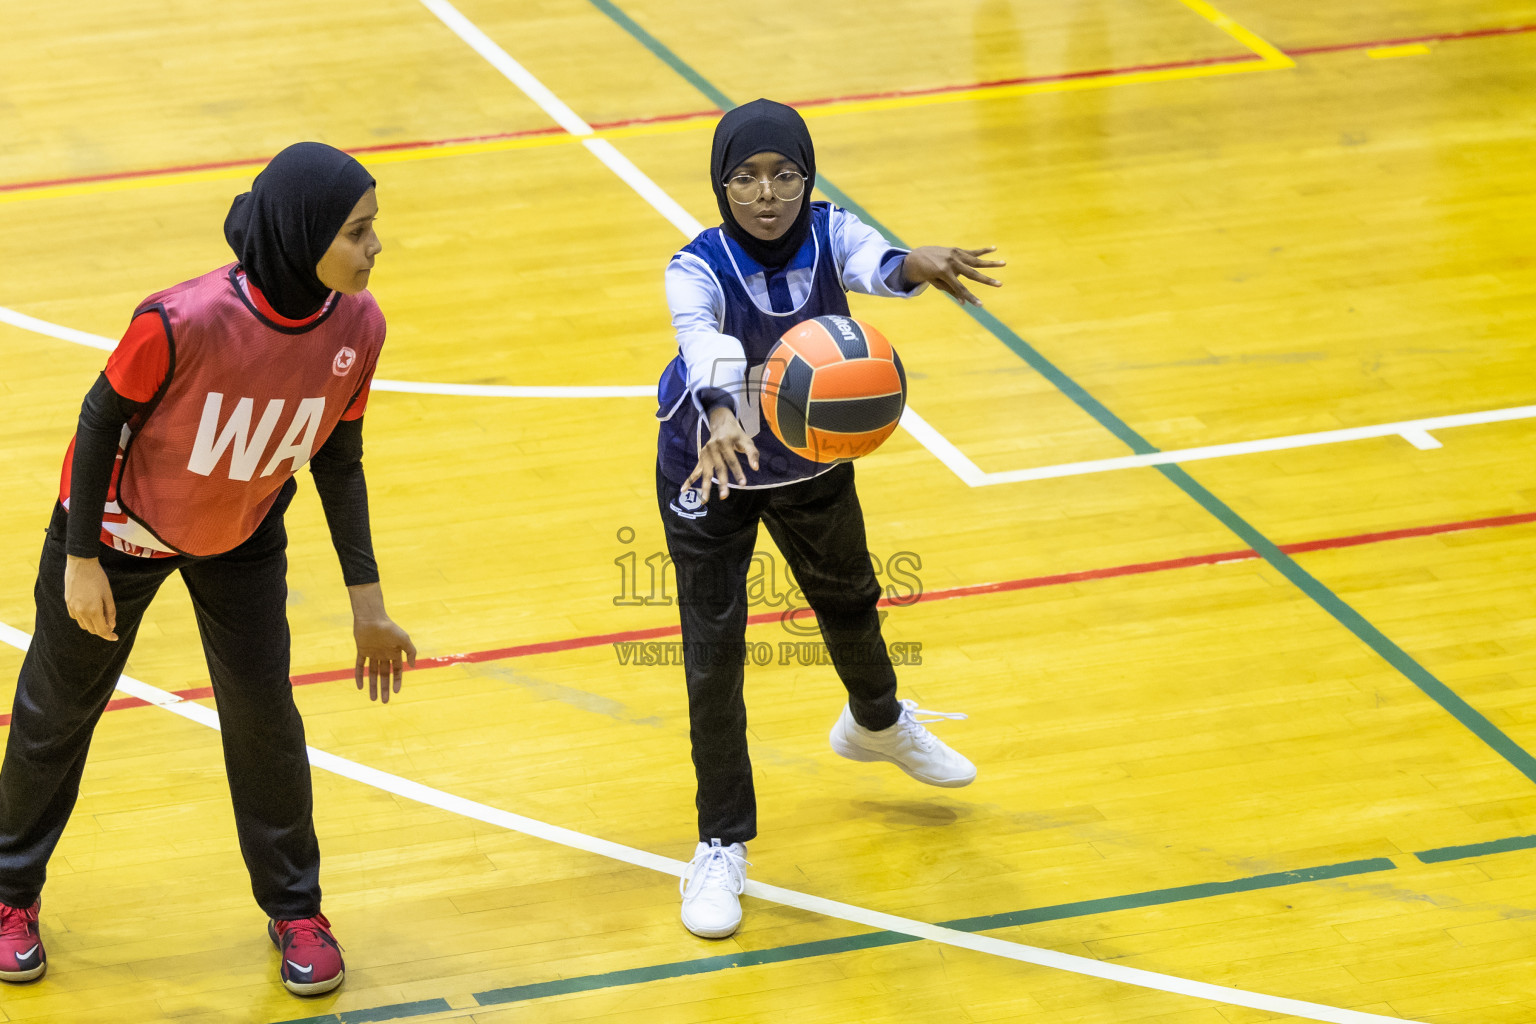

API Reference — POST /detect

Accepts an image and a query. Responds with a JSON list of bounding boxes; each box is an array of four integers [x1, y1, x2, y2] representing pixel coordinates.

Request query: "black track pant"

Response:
[[0, 487, 321, 919], [656, 462, 901, 845]]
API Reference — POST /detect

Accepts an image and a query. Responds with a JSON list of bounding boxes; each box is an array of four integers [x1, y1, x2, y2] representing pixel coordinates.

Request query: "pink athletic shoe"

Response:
[[0, 900, 45, 983], [268, 913, 344, 995]]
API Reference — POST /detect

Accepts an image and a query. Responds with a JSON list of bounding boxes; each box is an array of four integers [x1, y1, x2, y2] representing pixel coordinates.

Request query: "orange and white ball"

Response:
[[760, 315, 907, 464]]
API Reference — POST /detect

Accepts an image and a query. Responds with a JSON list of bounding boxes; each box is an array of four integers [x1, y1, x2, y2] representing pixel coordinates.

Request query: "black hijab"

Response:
[[224, 142, 375, 320], [711, 99, 816, 270]]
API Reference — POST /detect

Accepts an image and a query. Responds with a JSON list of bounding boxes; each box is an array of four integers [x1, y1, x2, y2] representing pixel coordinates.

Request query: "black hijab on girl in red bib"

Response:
[[224, 142, 375, 320], [711, 99, 816, 270]]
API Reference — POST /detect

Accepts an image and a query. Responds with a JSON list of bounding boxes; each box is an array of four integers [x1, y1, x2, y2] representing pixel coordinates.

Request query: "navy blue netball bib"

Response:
[[657, 201, 851, 487]]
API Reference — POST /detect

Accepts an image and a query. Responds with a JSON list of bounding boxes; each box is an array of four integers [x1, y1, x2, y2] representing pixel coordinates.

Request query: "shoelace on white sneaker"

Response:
[[895, 698, 967, 752], [680, 842, 749, 899]]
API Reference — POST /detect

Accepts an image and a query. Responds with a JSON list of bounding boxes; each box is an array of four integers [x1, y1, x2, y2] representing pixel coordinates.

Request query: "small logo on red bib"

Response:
[[332, 347, 356, 376]]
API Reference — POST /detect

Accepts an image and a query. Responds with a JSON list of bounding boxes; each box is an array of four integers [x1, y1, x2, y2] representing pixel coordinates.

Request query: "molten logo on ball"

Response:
[[760, 316, 907, 464]]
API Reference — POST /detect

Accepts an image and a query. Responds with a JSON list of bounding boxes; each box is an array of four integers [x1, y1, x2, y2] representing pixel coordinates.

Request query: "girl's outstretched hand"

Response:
[[685, 405, 760, 503], [902, 246, 1006, 306]]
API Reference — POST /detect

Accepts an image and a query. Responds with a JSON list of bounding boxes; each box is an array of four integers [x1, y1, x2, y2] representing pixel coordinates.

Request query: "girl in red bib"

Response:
[[0, 143, 414, 996]]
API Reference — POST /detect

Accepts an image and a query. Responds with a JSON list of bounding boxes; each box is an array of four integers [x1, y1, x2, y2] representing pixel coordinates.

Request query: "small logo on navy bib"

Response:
[[670, 487, 707, 520]]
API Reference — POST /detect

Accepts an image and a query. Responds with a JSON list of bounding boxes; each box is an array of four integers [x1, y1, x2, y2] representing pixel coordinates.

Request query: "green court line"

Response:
[[473, 931, 911, 1005], [472, 856, 1395, 1008], [268, 840, 1529, 1023], [1417, 832, 1536, 863], [275, 997, 452, 1024], [583, 0, 1536, 788], [585, 0, 733, 111], [1160, 462, 1536, 783], [940, 857, 1395, 931], [345, 1004, 454, 1024]]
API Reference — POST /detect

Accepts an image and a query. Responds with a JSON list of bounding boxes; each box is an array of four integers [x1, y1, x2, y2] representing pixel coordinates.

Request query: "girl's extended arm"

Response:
[[310, 418, 416, 703]]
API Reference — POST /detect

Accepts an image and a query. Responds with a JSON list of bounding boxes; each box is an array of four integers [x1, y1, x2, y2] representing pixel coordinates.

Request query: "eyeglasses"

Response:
[[723, 170, 807, 205]]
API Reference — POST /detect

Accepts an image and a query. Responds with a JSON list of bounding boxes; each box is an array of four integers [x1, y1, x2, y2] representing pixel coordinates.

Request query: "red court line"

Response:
[[273, 507, 1536, 684], [1287, 23, 1536, 56], [0, 127, 568, 193], [278, 508, 1536, 684], [2, 507, 1532, 727], [787, 53, 1262, 110], [4, 23, 1533, 197]]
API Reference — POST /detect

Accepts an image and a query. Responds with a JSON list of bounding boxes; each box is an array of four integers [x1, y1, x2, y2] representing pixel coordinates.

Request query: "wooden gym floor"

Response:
[[2, 0, 1535, 1021]]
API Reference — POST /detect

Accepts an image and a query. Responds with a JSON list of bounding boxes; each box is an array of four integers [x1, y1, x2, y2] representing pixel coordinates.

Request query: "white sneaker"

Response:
[[830, 698, 977, 787], [679, 839, 749, 938]]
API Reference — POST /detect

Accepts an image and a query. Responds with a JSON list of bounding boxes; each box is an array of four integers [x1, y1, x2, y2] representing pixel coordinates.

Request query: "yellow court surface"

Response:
[[2, 0, 1536, 1021]]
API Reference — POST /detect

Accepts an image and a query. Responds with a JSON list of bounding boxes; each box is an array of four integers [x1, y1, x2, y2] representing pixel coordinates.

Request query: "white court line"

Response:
[[410, 1, 707, 244], [899, 406, 986, 485], [0, 619, 1418, 1024], [0, 302, 971, 475], [0, 623, 190, 711], [0, 304, 115, 351], [8, 298, 1534, 480], [580, 136, 705, 240], [1399, 427, 1443, 451], [374, 379, 655, 398], [973, 405, 1536, 485], [0, 305, 653, 399]]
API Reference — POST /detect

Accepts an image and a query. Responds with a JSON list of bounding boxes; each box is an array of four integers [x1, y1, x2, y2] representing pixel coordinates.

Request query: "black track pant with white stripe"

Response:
[[656, 461, 902, 846], [0, 483, 322, 919]]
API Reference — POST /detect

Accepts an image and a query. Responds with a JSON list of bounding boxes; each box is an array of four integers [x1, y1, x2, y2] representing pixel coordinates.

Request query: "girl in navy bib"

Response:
[[656, 100, 1006, 939]]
